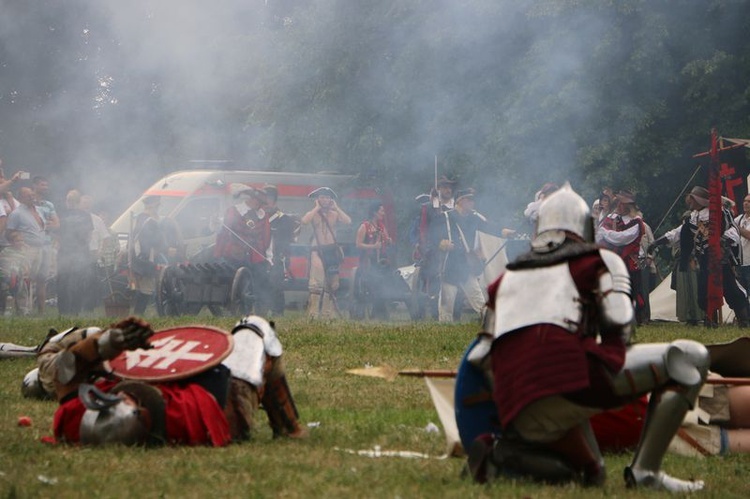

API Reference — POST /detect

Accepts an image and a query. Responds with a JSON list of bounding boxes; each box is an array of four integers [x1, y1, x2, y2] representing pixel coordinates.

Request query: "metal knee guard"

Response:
[[610, 340, 709, 403], [617, 340, 709, 491]]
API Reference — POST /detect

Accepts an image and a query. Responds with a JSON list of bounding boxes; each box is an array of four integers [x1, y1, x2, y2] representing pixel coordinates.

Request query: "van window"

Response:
[[174, 197, 222, 239]]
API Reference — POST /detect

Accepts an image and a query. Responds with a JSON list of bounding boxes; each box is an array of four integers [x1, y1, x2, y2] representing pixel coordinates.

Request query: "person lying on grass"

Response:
[[22, 315, 307, 446]]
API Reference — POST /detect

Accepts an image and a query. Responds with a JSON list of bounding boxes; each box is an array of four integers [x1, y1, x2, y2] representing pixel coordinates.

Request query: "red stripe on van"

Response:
[[144, 189, 189, 197]]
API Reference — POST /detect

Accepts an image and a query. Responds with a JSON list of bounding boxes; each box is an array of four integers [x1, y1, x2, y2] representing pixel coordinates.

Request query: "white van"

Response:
[[110, 169, 395, 299]]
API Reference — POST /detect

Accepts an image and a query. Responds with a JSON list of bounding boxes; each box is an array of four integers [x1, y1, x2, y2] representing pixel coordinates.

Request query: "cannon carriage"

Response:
[[155, 262, 254, 317]]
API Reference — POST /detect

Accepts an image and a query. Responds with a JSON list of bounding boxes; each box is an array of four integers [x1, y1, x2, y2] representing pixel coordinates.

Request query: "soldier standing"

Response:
[[130, 196, 167, 315], [215, 184, 271, 315], [263, 184, 300, 316], [650, 186, 750, 327], [415, 176, 456, 319], [300, 187, 351, 318]]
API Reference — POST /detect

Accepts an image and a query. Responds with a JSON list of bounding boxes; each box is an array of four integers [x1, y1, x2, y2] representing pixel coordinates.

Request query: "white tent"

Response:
[[649, 272, 734, 323]]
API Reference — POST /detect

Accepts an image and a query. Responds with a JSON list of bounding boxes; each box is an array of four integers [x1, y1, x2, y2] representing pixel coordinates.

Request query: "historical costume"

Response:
[[300, 187, 351, 318], [24, 315, 305, 446], [464, 183, 708, 492], [651, 186, 749, 326], [215, 185, 271, 314], [351, 202, 392, 320]]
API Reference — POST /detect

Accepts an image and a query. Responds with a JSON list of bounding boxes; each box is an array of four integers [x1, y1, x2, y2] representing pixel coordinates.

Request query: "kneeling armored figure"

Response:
[[464, 184, 708, 492]]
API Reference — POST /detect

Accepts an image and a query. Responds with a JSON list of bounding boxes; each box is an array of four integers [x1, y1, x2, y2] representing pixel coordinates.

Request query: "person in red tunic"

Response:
[[596, 190, 647, 324], [31, 315, 306, 446], [464, 183, 709, 492]]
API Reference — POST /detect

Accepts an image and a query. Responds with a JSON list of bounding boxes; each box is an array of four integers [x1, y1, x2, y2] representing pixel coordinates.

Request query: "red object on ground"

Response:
[[590, 396, 648, 452], [17, 416, 32, 427]]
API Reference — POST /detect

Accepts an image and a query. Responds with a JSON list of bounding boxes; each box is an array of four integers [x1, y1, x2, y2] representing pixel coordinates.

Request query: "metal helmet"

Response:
[[79, 382, 165, 446], [533, 182, 594, 249]]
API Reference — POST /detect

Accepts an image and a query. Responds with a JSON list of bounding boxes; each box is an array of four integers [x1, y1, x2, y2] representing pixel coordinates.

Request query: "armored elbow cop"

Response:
[[598, 250, 634, 342]]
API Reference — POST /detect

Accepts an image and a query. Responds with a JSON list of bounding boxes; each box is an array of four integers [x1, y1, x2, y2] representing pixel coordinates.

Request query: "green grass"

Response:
[[1, 316, 749, 498]]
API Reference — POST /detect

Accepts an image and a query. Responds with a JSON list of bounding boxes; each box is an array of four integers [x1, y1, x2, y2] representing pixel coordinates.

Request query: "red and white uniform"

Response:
[[488, 249, 628, 429], [597, 214, 644, 272]]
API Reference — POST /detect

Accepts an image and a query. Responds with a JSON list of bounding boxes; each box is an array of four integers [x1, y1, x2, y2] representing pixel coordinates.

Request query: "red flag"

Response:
[[706, 128, 723, 322], [718, 142, 749, 215]]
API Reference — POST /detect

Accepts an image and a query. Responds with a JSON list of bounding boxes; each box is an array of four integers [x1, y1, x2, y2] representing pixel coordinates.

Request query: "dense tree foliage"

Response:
[[1, 0, 749, 233]]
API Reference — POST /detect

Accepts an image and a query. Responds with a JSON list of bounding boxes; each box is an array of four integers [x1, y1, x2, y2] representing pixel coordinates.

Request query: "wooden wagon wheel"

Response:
[[229, 266, 254, 316], [156, 265, 184, 317]]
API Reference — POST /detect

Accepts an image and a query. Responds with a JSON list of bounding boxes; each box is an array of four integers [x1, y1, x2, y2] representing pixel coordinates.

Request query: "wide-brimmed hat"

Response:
[[455, 188, 476, 203], [615, 189, 637, 205], [688, 186, 709, 207], [230, 183, 255, 198], [308, 187, 337, 199], [414, 193, 431, 204], [262, 184, 278, 200]]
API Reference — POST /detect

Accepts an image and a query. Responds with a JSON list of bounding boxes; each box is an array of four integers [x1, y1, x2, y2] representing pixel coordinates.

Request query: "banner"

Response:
[[716, 139, 749, 214]]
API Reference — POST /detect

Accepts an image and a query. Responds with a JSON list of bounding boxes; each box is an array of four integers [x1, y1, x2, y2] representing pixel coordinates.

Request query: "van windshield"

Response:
[[110, 195, 184, 234]]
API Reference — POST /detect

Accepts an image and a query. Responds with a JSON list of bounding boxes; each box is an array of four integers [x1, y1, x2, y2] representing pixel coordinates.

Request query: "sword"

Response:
[[0, 342, 38, 359]]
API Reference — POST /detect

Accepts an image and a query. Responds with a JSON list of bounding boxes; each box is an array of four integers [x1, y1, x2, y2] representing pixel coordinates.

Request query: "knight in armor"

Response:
[[465, 183, 708, 492], [650, 185, 750, 327], [22, 315, 307, 446]]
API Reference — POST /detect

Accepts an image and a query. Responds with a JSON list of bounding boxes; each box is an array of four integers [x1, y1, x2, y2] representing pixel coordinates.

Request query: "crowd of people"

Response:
[[0, 161, 117, 317], [10, 175, 750, 494], [3, 155, 749, 329]]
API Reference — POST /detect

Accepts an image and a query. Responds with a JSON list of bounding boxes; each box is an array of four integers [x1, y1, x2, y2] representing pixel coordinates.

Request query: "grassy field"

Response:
[[1, 314, 749, 498]]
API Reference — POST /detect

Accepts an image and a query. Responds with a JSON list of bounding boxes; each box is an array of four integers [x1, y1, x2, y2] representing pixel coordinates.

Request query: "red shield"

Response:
[[105, 326, 234, 382]]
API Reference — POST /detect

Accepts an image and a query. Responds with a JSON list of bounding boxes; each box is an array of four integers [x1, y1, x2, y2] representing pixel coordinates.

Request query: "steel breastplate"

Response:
[[494, 262, 581, 338]]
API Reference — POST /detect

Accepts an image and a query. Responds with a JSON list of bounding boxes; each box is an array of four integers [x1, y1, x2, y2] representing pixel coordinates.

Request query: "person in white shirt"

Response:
[[734, 194, 750, 290]]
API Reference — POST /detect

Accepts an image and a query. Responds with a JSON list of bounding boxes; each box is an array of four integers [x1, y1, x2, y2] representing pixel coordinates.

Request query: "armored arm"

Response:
[[597, 249, 635, 344], [45, 318, 154, 401]]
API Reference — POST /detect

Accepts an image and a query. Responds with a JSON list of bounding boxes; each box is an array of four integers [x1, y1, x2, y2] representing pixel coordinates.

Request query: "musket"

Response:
[[0, 342, 37, 359]]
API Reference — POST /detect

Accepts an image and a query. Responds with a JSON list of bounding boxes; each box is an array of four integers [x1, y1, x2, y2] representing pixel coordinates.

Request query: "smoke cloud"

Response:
[[0, 1, 746, 230]]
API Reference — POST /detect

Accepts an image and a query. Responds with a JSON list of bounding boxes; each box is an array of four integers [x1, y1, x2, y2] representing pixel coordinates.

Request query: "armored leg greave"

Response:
[[615, 340, 709, 492]]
